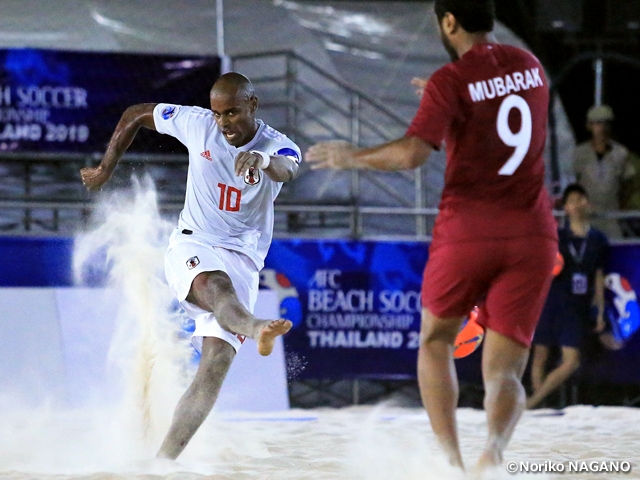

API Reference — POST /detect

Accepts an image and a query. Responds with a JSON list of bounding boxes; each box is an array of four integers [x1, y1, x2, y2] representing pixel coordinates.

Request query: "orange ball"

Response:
[[454, 307, 485, 359], [552, 251, 564, 277]]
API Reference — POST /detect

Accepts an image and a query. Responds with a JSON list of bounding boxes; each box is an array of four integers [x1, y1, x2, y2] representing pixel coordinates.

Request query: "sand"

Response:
[[2, 179, 638, 480], [0, 402, 638, 480]]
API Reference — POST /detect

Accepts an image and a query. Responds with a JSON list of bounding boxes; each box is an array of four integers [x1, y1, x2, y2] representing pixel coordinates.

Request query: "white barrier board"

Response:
[[0, 288, 289, 411]]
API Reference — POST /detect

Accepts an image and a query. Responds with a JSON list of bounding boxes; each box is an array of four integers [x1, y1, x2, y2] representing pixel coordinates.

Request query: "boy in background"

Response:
[[528, 183, 609, 409]]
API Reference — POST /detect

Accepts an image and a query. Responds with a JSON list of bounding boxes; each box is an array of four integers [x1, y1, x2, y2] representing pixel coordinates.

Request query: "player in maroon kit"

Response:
[[306, 0, 557, 474]]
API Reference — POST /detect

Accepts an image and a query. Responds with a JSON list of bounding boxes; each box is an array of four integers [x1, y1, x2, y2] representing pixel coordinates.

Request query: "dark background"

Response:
[[342, 0, 640, 153], [497, 0, 640, 152]]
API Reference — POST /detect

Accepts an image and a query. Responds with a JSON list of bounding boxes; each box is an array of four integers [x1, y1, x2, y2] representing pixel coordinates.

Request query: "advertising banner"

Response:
[[0, 287, 286, 410], [581, 244, 640, 384], [262, 240, 428, 379], [2, 236, 640, 383], [0, 49, 221, 153]]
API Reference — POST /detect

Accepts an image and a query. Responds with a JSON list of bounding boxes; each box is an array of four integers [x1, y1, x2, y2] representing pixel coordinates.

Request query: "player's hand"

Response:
[[306, 140, 357, 170], [80, 165, 111, 191], [234, 151, 265, 176], [411, 77, 428, 97]]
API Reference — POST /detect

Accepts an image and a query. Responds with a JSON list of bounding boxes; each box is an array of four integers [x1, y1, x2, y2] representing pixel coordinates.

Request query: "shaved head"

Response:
[[209, 72, 259, 147], [211, 72, 255, 100]]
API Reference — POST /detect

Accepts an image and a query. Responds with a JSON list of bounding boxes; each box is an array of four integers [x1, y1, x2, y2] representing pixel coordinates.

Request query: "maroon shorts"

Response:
[[421, 236, 556, 347]]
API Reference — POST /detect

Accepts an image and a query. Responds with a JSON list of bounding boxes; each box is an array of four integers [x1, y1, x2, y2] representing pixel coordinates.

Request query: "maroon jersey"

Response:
[[407, 43, 557, 246]]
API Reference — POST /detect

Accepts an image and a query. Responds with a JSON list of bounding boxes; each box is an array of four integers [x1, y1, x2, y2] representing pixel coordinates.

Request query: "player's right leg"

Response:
[[157, 336, 235, 459], [418, 308, 466, 468], [420, 241, 497, 469], [165, 230, 291, 356], [188, 270, 291, 356]]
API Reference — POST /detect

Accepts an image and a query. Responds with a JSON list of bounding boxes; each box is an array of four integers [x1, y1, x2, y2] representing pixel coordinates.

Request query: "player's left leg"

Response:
[[418, 308, 466, 468], [475, 236, 556, 470], [157, 336, 235, 459], [476, 329, 529, 469]]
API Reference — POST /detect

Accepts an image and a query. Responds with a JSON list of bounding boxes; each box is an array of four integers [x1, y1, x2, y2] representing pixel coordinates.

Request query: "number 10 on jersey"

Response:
[[217, 183, 241, 211]]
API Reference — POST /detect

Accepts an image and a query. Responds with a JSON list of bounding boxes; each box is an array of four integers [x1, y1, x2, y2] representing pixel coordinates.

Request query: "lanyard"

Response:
[[567, 234, 588, 265]]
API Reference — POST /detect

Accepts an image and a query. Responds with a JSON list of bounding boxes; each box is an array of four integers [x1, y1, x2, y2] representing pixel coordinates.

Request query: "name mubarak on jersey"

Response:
[[468, 68, 544, 103]]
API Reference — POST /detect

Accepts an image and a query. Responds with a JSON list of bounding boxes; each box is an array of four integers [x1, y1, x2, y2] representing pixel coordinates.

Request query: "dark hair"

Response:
[[211, 72, 255, 100], [434, 0, 495, 33], [562, 183, 589, 205]]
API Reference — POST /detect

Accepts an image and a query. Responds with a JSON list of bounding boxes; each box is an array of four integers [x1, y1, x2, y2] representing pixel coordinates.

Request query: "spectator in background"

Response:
[[572, 104, 635, 239], [527, 183, 609, 409], [619, 150, 640, 236]]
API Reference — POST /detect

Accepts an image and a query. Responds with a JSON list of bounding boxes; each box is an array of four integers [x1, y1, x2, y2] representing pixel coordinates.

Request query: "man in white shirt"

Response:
[[80, 72, 301, 459], [573, 105, 635, 238]]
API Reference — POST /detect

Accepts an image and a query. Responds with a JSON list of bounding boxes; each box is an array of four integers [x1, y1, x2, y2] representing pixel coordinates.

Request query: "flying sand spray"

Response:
[[73, 175, 192, 450]]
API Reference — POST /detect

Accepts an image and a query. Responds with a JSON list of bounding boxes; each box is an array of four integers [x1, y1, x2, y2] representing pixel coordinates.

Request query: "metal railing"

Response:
[[231, 50, 440, 239], [1, 50, 639, 242], [0, 50, 444, 239]]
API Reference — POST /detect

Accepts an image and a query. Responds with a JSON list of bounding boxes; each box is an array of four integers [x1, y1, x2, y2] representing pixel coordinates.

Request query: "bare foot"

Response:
[[474, 449, 501, 474], [257, 319, 293, 356]]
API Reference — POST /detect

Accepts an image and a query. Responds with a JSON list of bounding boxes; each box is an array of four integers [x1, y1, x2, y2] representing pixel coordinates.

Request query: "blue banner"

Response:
[[0, 49, 221, 153], [2, 236, 640, 384], [581, 245, 640, 384], [0, 236, 74, 286], [262, 240, 427, 379]]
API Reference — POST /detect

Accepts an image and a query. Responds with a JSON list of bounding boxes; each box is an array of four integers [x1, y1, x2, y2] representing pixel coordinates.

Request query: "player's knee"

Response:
[[202, 348, 234, 375], [420, 311, 460, 345], [192, 270, 235, 297], [484, 376, 525, 411], [199, 338, 235, 375], [484, 370, 524, 397], [419, 324, 457, 346], [483, 351, 528, 384]]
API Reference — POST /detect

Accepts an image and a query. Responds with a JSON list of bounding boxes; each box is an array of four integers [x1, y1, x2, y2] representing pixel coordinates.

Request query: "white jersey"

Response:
[[153, 103, 301, 270]]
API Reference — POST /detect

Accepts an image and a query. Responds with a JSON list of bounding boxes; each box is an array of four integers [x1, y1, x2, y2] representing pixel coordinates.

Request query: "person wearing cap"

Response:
[[572, 104, 635, 238]]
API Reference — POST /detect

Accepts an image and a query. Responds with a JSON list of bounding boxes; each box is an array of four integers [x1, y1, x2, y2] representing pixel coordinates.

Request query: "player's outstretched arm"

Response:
[[234, 151, 300, 182], [306, 136, 432, 172], [80, 103, 157, 191]]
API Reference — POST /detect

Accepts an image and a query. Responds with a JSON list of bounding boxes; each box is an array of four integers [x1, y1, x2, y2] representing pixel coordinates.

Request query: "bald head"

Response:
[[211, 72, 255, 101], [209, 72, 259, 147]]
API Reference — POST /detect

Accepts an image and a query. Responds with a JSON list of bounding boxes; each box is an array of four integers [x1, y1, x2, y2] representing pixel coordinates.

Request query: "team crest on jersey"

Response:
[[244, 167, 261, 185], [161, 106, 176, 120], [186, 256, 200, 270]]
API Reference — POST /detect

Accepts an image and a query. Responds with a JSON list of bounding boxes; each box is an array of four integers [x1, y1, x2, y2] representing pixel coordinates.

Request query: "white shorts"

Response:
[[164, 228, 259, 353]]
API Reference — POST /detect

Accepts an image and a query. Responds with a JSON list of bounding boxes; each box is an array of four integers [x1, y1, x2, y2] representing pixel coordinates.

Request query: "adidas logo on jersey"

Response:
[[200, 150, 212, 161]]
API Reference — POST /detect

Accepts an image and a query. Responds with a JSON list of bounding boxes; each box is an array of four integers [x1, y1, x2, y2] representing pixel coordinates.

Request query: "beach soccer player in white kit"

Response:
[[80, 72, 301, 459]]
